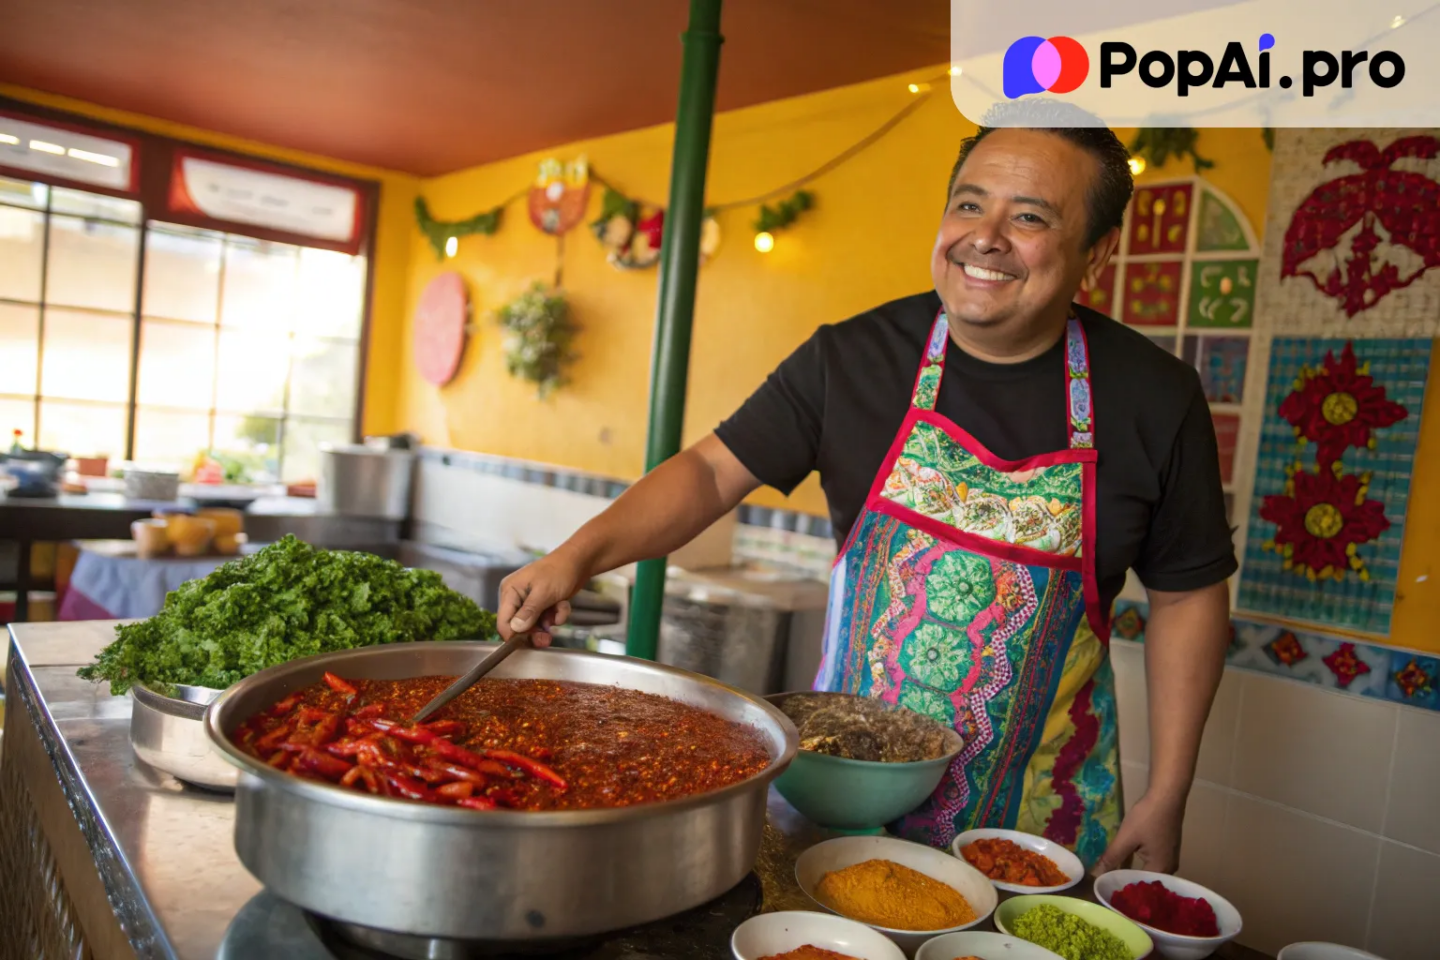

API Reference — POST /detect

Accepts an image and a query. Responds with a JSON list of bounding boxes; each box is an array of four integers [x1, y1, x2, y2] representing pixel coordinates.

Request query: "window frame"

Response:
[[0, 96, 380, 468]]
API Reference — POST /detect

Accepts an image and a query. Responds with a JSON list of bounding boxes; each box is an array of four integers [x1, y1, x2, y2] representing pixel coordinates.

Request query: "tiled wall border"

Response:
[[1112, 599, 1440, 713], [417, 447, 835, 539]]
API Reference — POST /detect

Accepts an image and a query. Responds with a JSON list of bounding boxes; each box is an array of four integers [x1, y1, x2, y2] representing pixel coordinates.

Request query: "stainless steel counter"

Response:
[[0, 621, 1271, 960]]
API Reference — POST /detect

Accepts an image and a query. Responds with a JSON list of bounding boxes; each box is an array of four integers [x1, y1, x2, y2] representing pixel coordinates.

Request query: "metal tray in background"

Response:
[[130, 681, 237, 792]]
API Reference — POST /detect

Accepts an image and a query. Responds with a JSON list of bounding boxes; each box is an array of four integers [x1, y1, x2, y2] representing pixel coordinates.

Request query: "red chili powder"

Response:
[[1111, 880, 1220, 937]]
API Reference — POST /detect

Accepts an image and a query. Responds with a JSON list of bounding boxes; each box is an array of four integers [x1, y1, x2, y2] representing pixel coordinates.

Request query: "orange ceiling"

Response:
[[0, 0, 950, 177]]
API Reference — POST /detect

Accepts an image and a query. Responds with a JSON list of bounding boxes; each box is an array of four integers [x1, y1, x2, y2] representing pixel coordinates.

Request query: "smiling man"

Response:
[[498, 102, 1235, 875]]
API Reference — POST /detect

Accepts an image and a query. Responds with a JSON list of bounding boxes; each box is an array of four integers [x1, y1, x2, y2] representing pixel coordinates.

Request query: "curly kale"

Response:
[[77, 535, 497, 695]]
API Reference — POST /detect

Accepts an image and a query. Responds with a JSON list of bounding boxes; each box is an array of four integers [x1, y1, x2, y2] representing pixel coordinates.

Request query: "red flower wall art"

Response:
[[1282, 136, 1440, 317], [1277, 342, 1408, 468], [1259, 462, 1389, 582], [1239, 337, 1428, 637]]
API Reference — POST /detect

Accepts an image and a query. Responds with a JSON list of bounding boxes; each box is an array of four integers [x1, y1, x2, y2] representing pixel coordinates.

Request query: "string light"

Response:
[[907, 82, 931, 94], [1127, 156, 1146, 176], [444, 236, 458, 258], [949, 66, 963, 77], [754, 231, 775, 253]]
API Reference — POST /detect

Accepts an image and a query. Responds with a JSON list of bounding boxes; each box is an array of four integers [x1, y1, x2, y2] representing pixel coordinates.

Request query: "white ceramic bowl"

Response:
[[1094, 869, 1243, 960], [731, 911, 907, 960], [1276, 945, 1387, 960], [951, 828, 1084, 895], [915, 929, 1066, 960], [795, 835, 998, 957]]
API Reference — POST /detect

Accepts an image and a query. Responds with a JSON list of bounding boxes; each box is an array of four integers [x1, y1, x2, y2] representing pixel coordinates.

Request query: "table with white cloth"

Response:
[[56, 542, 233, 621]]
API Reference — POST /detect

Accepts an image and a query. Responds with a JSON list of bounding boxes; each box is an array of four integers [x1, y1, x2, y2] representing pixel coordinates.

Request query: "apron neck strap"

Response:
[[910, 309, 1096, 451]]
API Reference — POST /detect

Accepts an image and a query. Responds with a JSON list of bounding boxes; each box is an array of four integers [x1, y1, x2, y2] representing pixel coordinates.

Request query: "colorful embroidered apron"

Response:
[[815, 311, 1121, 867]]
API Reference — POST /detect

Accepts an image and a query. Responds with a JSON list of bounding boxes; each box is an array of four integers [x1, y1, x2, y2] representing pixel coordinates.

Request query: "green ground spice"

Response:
[[1011, 904, 1133, 960]]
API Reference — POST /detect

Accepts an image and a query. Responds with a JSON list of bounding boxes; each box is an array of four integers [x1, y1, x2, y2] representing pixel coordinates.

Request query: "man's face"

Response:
[[932, 129, 1115, 333]]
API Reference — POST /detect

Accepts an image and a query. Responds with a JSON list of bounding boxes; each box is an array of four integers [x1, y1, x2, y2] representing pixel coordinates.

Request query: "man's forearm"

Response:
[[556, 437, 758, 579], [1141, 581, 1231, 800]]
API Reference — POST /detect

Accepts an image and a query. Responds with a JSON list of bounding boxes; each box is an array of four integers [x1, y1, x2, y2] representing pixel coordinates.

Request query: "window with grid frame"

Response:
[[0, 174, 365, 482]]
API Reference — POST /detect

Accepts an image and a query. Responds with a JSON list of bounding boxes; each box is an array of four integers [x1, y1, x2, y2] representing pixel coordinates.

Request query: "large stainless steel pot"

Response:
[[316, 443, 414, 520], [205, 642, 798, 942]]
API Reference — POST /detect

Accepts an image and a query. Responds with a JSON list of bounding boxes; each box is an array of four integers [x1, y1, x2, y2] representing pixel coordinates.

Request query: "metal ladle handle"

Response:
[[410, 633, 530, 724]]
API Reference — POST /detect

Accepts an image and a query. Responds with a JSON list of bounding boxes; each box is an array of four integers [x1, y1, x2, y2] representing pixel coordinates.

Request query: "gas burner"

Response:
[[219, 874, 761, 960]]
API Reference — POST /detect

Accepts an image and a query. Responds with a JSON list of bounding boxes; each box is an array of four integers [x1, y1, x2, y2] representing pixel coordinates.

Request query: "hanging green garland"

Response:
[[1129, 128, 1214, 174], [496, 283, 578, 399], [754, 190, 814, 233], [415, 197, 504, 260]]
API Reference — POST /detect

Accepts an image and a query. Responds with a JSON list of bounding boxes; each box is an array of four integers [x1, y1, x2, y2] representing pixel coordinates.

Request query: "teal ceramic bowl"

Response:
[[765, 693, 963, 832], [995, 895, 1154, 960]]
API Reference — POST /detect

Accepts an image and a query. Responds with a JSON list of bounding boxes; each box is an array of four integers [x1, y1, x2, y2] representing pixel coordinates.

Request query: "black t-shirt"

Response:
[[715, 291, 1237, 611]]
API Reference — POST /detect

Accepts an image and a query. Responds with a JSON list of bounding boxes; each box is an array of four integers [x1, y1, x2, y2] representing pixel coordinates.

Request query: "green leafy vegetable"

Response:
[[78, 535, 496, 695]]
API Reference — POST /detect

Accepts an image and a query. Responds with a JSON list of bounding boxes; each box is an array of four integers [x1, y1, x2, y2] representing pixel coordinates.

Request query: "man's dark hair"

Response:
[[946, 99, 1134, 249]]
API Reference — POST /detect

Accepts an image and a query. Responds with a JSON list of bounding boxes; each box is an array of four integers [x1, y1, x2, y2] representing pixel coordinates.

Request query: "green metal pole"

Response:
[[627, 0, 724, 660]]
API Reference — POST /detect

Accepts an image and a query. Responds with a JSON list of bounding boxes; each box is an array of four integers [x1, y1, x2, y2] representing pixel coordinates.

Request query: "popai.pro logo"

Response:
[[1003, 36, 1090, 99], [1002, 32, 1406, 100]]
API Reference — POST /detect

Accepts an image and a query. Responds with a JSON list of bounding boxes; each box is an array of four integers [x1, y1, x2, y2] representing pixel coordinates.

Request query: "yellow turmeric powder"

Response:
[[814, 858, 976, 931]]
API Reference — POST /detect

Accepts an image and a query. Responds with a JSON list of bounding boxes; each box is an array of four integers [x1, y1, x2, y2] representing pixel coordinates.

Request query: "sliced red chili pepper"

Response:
[[256, 722, 295, 752], [483, 749, 569, 790], [309, 712, 342, 746], [295, 748, 355, 781], [428, 762, 487, 785], [367, 718, 436, 745], [322, 672, 358, 697], [422, 720, 465, 738], [297, 706, 330, 723], [437, 781, 475, 800], [357, 766, 382, 794], [487, 787, 522, 808], [339, 765, 364, 788], [352, 703, 385, 719], [473, 759, 519, 778], [457, 795, 498, 811], [323, 739, 368, 759], [384, 771, 437, 802], [270, 693, 304, 717], [426, 737, 492, 771], [266, 751, 292, 770]]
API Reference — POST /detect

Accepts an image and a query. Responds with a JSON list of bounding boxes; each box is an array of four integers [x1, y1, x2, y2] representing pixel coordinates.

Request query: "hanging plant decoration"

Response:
[[754, 190, 814, 233], [496, 283, 578, 399], [415, 197, 503, 260], [590, 187, 720, 271], [528, 156, 591, 235], [1129, 128, 1214, 174]]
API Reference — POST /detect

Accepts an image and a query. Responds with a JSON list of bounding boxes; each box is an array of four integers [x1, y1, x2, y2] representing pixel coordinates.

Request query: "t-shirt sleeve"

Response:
[[713, 329, 827, 496], [1132, 380, 1239, 592]]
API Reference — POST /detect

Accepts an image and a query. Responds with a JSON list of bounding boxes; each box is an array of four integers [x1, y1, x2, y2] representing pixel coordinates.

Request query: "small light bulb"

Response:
[[754, 231, 775, 253], [908, 83, 920, 93], [1127, 157, 1146, 176], [949, 66, 963, 77], [445, 236, 458, 258], [1392, 14, 1406, 28]]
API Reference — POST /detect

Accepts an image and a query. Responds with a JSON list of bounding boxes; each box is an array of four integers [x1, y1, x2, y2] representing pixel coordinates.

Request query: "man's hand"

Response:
[[1095, 790, 1185, 875], [497, 548, 589, 647]]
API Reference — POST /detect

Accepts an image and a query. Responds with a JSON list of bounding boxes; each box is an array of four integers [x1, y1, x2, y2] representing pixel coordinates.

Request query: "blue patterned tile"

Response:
[[1104, 601, 1436, 713], [1386, 652, 1440, 710]]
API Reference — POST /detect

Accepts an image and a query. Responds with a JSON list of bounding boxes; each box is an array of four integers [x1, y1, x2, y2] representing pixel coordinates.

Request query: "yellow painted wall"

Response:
[[393, 67, 1277, 516], [0, 84, 420, 436]]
